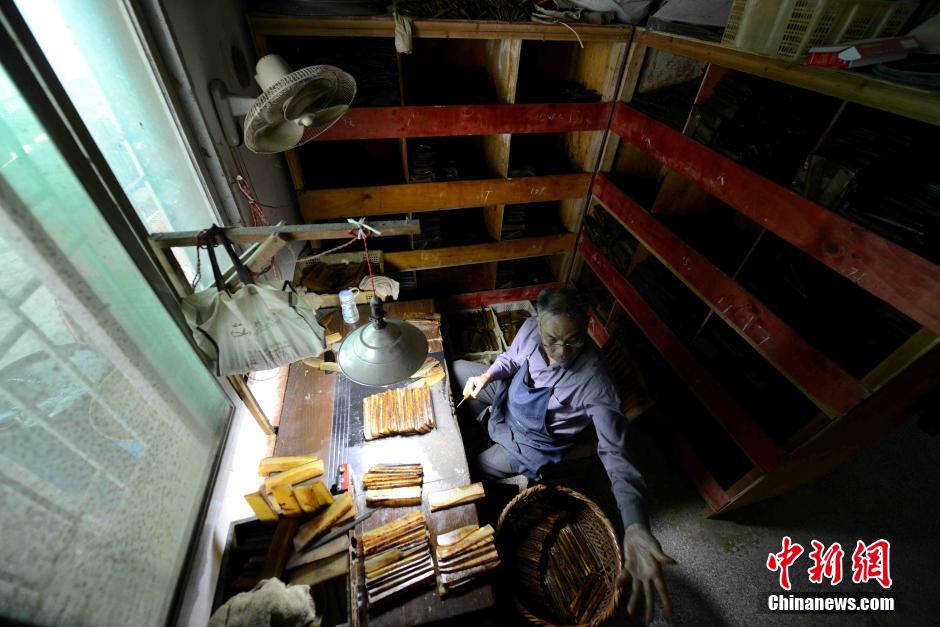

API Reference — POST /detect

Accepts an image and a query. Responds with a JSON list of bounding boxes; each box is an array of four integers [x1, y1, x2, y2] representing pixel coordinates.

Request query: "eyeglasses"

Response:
[[540, 337, 586, 350]]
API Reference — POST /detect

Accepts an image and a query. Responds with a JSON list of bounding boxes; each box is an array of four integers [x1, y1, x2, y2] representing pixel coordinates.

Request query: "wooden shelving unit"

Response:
[[248, 16, 940, 516], [249, 14, 631, 296], [573, 29, 940, 515]]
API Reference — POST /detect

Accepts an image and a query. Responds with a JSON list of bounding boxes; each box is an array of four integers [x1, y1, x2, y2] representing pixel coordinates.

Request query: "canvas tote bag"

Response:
[[182, 227, 326, 375]]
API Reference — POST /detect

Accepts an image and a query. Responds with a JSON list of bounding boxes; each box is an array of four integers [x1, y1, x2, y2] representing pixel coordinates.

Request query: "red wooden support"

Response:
[[593, 174, 868, 415], [648, 405, 732, 512], [439, 283, 561, 311], [587, 309, 609, 347], [312, 103, 613, 141], [610, 103, 940, 334], [579, 235, 782, 472]]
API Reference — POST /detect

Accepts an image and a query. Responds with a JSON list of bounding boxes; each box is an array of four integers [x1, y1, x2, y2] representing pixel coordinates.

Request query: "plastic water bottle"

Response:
[[339, 288, 359, 324]]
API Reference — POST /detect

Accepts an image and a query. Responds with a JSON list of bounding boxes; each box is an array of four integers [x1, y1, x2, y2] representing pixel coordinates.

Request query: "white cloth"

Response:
[[209, 578, 319, 627]]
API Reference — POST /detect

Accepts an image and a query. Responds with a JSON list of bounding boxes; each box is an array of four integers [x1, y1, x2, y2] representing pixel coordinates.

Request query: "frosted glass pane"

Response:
[[0, 59, 231, 627], [15, 0, 223, 286]]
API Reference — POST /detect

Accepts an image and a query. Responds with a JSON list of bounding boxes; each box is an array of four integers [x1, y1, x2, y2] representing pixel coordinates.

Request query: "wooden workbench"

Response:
[[275, 299, 494, 625]]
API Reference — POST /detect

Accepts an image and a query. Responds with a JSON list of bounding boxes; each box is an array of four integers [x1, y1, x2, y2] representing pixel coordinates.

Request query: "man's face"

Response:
[[538, 313, 588, 366]]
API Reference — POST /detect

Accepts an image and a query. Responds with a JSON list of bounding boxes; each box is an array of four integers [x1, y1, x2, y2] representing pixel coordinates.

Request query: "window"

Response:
[[14, 0, 223, 285], [0, 28, 231, 627]]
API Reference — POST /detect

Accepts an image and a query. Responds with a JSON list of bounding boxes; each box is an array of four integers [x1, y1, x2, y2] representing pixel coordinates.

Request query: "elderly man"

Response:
[[452, 287, 674, 623]]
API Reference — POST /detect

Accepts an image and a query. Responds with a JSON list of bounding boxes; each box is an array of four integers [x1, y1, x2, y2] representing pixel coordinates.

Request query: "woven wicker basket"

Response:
[[496, 485, 622, 627]]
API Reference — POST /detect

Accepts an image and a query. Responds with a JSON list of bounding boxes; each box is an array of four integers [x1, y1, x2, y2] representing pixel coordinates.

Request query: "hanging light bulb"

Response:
[[337, 296, 429, 386]]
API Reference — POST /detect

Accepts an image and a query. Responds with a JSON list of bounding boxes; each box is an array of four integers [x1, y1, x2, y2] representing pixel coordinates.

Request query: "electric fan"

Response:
[[243, 54, 356, 154]]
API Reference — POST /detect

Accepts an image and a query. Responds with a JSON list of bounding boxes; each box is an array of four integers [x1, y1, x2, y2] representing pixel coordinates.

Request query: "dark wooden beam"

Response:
[[385, 235, 575, 272], [593, 174, 868, 415], [611, 104, 940, 334], [580, 235, 782, 472]]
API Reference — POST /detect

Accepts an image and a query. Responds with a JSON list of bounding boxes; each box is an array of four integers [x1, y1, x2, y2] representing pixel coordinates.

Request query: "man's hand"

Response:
[[462, 372, 491, 398], [618, 523, 676, 624]]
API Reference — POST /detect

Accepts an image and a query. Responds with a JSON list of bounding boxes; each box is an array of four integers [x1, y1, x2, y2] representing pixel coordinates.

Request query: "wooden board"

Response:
[[313, 103, 612, 141], [580, 236, 782, 472], [634, 29, 940, 127], [300, 174, 591, 220], [385, 235, 575, 272], [250, 14, 633, 42], [610, 104, 940, 334], [149, 220, 420, 248], [594, 174, 868, 415]]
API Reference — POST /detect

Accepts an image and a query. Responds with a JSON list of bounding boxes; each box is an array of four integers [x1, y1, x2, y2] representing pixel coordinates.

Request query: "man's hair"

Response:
[[536, 287, 588, 321]]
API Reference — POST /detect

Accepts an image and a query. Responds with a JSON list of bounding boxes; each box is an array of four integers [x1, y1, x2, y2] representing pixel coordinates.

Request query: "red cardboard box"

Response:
[[808, 36, 920, 68]]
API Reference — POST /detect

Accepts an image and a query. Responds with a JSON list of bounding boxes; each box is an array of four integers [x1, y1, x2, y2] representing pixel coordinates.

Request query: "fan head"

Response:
[[244, 55, 356, 154]]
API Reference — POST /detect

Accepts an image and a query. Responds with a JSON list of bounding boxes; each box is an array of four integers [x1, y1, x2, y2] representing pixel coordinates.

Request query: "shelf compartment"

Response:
[[632, 30, 940, 127], [737, 233, 920, 381], [417, 263, 498, 296], [500, 201, 566, 241], [580, 235, 781, 472], [629, 78, 701, 132], [313, 102, 613, 141], [401, 39, 506, 106], [608, 311, 759, 492], [261, 35, 401, 107], [594, 173, 867, 415], [412, 207, 493, 250], [691, 318, 819, 444], [385, 234, 575, 272], [296, 139, 403, 190], [792, 106, 940, 267], [685, 70, 841, 186], [495, 256, 560, 290], [573, 261, 616, 327], [300, 173, 591, 221], [610, 103, 940, 334], [407, 136, 496, 183], [509, 133, 582, 176], [516, 41, 624, 104]]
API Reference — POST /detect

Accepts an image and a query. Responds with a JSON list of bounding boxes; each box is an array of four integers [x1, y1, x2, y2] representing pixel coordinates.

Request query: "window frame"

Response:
[[0, 4, 237, 624]]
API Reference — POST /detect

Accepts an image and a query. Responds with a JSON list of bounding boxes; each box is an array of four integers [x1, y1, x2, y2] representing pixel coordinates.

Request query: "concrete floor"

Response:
[[469, 414, 939, 627], [620, 415, 939, 627]]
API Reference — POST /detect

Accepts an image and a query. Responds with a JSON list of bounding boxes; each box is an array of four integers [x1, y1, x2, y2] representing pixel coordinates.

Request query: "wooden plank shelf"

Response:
[[579, 235, 782, 472], [312, 103, 613, 141], [593, 173, 867, 415], [610, 103, 940, 334], [300, 174, 591, 220], [250, 15, 633, 42], [634, 30, 940, 127], [386, 234, 575, 271]]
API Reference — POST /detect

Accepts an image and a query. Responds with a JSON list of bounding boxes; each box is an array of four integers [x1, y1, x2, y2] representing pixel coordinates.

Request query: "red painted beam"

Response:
[[649, 406, 731, 512], [610, 103, 940, 334], [311, 103, 613, 141], [587, 309, 609, 348], [580, 236, 782, 473], [593, 174, 867, 415], [439, 283, 561, 311]]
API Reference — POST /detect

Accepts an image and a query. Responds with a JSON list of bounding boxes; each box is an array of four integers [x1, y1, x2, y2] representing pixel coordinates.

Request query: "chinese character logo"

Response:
[[851, 539, 893, 589], [767, 536, 804, 591], [807, 540, 844, 585]]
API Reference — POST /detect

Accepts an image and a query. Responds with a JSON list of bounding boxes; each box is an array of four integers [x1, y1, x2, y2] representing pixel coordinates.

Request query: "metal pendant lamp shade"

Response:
[[337, 297, 429, 386]]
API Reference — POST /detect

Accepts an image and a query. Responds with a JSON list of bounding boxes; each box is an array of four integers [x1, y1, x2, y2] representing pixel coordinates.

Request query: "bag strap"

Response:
[[205, 225, 255, 293]]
